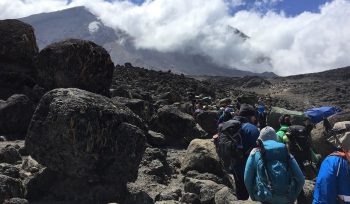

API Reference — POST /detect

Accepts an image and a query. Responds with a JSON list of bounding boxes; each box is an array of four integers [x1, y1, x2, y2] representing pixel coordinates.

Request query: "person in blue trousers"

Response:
[[313, 132, 350, 204]]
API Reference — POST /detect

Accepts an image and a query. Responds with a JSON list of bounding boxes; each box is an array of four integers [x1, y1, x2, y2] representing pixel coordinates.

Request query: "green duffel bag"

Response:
[[267, 107, 308, 130]]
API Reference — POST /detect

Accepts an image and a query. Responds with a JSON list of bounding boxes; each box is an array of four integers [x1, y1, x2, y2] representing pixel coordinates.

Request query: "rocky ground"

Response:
[[0, 19, 349, 204]]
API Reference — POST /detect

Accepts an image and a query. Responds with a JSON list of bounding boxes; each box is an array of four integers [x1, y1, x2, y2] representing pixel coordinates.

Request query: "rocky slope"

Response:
[[0, 19, 349, 204]]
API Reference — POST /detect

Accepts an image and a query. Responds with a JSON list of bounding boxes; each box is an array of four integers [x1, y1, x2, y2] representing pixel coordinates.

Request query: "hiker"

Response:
[[313, 132, 350, 204], [217, 104, 259, 200], [257, 103, 267, 129], [217, 107, 234, 125], [244, 126, 305, 204], [276, 114, 291, 143]]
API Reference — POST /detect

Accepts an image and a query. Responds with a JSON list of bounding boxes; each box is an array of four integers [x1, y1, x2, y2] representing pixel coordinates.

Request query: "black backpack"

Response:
[[217, 119, 243, 170], [286, 125, 312, 166]]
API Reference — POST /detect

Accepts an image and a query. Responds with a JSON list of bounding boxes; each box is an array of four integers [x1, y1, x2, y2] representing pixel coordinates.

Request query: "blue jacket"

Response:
[[231, 116, 260, 173], [313, 155, 350, 204], [244, 140, 305, 204]]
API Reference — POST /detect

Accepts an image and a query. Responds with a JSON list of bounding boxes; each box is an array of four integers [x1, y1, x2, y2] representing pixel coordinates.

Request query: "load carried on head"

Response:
[[304, 106, 342, 125]]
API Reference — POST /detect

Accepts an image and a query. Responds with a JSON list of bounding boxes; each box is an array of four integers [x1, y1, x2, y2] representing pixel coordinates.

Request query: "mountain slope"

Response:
[[20, 6, 276, 77]]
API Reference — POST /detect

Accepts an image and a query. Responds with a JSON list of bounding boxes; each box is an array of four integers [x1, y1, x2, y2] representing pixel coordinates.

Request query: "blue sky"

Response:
[[130, 0, 333, 16]]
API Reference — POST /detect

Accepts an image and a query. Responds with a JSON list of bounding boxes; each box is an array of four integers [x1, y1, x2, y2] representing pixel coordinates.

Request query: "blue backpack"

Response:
[[254, 140, 298, 203]]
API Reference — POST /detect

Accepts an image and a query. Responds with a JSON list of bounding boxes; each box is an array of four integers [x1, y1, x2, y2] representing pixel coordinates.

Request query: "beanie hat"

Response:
[[225, 107, 234, 113], [279, 114, 291, 126], [258, 126, 278, 141], [238, 104, 256, 118]]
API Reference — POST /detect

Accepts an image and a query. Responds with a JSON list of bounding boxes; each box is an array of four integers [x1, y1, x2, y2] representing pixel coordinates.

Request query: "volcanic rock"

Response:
[[196, 111, 219, 135], [150, 106, 206, 146], [0, 20, 38, 100], [25, 88, 145, 180], [0, 175, 24, 203], [181, 139, 224, 177], [0, 94, 35, 140], [36, 39, 114, 96]]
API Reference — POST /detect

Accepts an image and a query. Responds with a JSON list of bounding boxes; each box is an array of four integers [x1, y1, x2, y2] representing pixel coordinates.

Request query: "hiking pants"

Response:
[[233, 166, 249, 200]]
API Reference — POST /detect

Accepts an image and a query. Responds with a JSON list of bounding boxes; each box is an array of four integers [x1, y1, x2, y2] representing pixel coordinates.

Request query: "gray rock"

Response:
[[125, 185, 154, 204], [214, 187, 238, 204], [0, 20, 38, 100], [311, 112, 350, 159], [147, 130, 166, 147], [24, 168, 57, 200], [155, 188, 182, 201], [196, 111, 219, 135], [0, 175, 24, 203], [0, 94, 35, 140], [300, 180, 315, 204], [181, 139, 224, 177], [0, 19, 38, 66], [21, 156, 42, 173], [0, 163, 20, 178], [112, 96, 153, 122], [36, 39, 114, 96], [184, 178, 225, 204], [180, 192, 201, 204], [150, 106, 206, 146], [26, 88, 146, 181], [0, 145, 22, 164], [3, 198, 29, 204]]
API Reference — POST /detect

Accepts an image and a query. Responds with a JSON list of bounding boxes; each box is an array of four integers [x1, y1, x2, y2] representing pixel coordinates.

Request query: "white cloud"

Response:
[[0, 0, 349, 76]]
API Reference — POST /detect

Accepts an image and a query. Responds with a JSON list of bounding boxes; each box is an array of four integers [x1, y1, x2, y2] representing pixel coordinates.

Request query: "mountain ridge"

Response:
[[20, 6, 277, 77]]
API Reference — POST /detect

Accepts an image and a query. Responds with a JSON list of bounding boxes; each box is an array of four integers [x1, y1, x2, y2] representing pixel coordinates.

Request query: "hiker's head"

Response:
[[340, 132, 350, 163], [279, 114, 292, 126], [225, 107, 234, 114], [259, 126, 277, 141], [238, 104, 256, 123]]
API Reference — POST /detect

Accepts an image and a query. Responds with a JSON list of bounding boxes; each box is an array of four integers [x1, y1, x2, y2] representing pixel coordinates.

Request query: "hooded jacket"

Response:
[[244, 140, 305, 204], [313, 155, 350, 204]]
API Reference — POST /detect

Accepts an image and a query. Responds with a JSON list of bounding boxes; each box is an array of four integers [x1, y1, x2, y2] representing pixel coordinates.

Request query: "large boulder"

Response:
[[36, 39, 114, 96], [25, 88, 146, 181], [0, 94, 35, 140], [0, 19, 38, 66], [0, 175, 24, 203], [181, 139, 224, 177], [150, 106, 206, 145], [196, 111, 219, 135], [112, 96, 153, 122], [0, 20, 38, 100], [311, 111, 350, 158]]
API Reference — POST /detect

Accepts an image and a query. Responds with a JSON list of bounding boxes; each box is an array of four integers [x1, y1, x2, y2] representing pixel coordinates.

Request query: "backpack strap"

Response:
[[256, 139, 273, 190]]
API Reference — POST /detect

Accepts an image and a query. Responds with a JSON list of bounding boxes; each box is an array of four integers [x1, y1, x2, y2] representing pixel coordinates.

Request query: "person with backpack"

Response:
[[257, 103, 267, 129], [276, 114, 292, 143], [313, 132, 350, 204], [217, 107, 234, 125], [244, 126, 305, 204], [217, 104, 259, 200]]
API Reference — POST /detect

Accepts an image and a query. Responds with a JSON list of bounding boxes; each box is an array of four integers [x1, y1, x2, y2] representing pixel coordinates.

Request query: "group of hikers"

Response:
[[191, 96, 349, 204]]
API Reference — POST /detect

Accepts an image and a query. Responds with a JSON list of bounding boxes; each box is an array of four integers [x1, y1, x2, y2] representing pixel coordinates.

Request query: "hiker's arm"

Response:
[[289, 156, 305, 199], [244, 152, 256, 201], [313, 157, 338, 204]]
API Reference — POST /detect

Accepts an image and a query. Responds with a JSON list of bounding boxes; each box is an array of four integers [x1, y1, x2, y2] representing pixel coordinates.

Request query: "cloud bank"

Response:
[[1, 0, 350, 76]]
